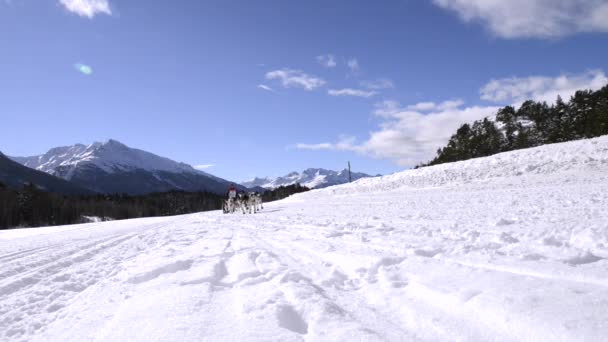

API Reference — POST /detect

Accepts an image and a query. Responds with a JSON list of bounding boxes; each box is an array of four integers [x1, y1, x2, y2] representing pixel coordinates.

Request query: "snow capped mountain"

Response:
[[11, 140, 241, 195], [242, 168, 376, 189], [13, 139, 198, 177]]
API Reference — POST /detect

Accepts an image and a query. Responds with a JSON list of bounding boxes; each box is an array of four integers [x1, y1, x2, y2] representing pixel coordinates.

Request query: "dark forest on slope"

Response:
[[261, 183, 310, 202], [420, 85, 608, 167], [0, 182, 310, 230], [0, 183, 224, 229]]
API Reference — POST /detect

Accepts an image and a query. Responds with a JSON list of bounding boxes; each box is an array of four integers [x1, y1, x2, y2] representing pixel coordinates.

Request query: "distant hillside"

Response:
[[242, 168, 376, 189], [0, 151, 92, 195]]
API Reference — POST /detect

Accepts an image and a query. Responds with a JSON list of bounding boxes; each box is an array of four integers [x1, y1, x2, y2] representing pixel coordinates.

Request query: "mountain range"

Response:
[[241, 168, 376, 189], [9, 140, 241, 196], [5, 140, 376, 195], [0, 152, 93, 195]]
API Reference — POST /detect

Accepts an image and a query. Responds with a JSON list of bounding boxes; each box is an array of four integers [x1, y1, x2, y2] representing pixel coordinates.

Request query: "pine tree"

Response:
[[569, 90, 594, 138], [551, 95, 569, 142], [496, 106, 515, 150], [594, 85, 608, 135]]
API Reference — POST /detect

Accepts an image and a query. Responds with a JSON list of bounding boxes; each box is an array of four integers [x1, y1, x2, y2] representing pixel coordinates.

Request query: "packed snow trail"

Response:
[[2, 137, 608, 341]]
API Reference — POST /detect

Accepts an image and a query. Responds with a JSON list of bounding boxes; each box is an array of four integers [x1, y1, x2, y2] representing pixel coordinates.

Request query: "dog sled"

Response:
[[223, 192, 263, 214]]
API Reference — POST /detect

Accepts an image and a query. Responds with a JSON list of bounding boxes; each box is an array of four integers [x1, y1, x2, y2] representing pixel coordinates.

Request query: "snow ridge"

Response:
[[242, 168, 375, 189], [323, 135, 608, 195]]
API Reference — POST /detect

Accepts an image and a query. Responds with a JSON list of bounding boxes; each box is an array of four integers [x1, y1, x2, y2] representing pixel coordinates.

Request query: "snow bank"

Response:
[[322, 135, 608, 194]]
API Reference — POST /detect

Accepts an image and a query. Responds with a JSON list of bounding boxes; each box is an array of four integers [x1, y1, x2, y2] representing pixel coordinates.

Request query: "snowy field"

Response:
[[2, 137, 608, 342]]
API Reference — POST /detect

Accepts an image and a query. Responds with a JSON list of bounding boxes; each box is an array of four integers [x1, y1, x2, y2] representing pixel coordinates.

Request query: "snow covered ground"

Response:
[[2, 136, 608, 341]]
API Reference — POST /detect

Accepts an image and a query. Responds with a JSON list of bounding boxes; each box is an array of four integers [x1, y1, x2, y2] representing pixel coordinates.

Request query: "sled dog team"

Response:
[[223, 184, 264, 214]]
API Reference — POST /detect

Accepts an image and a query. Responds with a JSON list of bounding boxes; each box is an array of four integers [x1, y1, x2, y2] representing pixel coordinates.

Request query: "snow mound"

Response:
[[320, 135, 608, 195]]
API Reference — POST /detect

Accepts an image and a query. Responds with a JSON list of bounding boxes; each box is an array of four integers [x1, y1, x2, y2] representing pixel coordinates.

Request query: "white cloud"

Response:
[[481, 70, 608, 104], [295, 136, 361, 152], [373, 100, 403, 117], [406, 101, 436, 112], [361, 103, 498, 166], [347, 58, 360, 72], [257, 84, 274, 92], [432, 0, 608, 38], [406, 99, 465, 112], [438, 99, 466, 110], [59, 0, 111, 18], [317, 54, 337, 68], [295, 143, 334, 150], [328, 88, 378, 98], [194, 164, 214, 170], [297, 99, 497, 166], [361, 78, 395, 90], [265, 68, 326, 91]]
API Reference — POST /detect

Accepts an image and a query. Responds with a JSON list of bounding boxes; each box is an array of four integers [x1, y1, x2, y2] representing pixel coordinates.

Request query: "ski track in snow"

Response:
[[2, 137, 608, 341]]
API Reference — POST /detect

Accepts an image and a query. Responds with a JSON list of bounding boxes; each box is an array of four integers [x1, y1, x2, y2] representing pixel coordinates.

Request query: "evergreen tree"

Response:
[[549, 95, 569, 142], [261, 183, 310, 202], [568, 90, 594, 139], [470, 118, 503, 157], [594, 86, 608, 135], [496, 106, 517, 149]]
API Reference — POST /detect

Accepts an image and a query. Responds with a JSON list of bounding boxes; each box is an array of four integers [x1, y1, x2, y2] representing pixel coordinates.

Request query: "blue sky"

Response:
[[1, 0, 608, 181]]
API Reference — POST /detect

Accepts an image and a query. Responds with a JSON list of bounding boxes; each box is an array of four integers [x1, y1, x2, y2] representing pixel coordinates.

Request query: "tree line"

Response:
[[0, 182, 311, 230], [420, 84, 608, 167], [0, 182, 224, 230], [261, 183, 310, 202]]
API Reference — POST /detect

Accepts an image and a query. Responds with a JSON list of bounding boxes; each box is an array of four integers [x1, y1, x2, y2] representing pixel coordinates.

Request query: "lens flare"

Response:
[[74, 63, 93, 75]]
